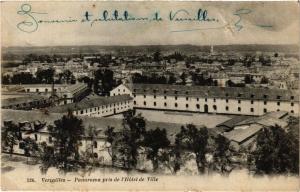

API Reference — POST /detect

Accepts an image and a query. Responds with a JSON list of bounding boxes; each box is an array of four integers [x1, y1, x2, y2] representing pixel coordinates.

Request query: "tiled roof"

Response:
[[20, 84, 64, 88], [219, 111, 290, 143], [223, 124, 263, 143], [127, 83, 298, 101], [64, 83, 87, 94], [262, 111, 288, 119], [235, 114, 288, 128], [47, 95, 132, 113], [216, 116, 250, 131], [7, 83, 87, 94]]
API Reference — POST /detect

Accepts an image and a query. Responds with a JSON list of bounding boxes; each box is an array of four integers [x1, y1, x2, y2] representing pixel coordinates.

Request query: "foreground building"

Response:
[[216, 111, 289, 150], [110, 83, 298, 116], [1, 109, 186, 165]]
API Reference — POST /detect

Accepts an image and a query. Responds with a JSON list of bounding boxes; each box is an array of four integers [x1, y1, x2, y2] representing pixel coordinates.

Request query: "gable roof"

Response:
[[223, 124, 263, 143], [216, 116, 250, 130], [126, 83, 298, 101], [47, 95, 132, 113]]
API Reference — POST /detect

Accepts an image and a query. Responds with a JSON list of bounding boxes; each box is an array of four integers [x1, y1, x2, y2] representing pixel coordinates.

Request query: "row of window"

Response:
[[117, 89, 126, 93], [76, 101, 131, 114], [133, 89, 295, 100], [76, 104, 131, 115], [27, 88, 58, 93], [136, 96, 295, 106], [136, 101, 295, 113]]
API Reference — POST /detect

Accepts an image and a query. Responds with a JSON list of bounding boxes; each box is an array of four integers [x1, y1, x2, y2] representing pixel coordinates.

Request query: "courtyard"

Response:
[[108, 109, 233, 128]]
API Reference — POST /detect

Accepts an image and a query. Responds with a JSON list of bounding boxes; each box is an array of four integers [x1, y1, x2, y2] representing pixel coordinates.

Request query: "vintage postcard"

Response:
[[1, 1, 299, 191]]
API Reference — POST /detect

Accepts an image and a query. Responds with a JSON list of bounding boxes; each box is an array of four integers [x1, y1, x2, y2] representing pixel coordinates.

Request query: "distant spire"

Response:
[[210, 45, 214, 54]]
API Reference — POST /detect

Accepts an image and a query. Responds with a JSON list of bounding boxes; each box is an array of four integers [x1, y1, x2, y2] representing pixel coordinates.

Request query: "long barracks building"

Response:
[[110, 84, 299, 116], [47, 95, 133, 117]]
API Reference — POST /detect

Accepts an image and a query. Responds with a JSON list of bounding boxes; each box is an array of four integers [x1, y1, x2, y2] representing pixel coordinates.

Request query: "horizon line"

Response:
[[2, 43, 300, 49]]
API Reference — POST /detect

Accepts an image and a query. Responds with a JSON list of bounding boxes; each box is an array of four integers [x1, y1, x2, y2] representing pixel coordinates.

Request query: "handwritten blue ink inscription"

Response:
[[17, 4, 47, 33], [16, 4, 272, 33]]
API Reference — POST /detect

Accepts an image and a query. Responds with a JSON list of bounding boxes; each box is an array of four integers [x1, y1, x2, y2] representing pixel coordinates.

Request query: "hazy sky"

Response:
[[2, 1, 299, 47]]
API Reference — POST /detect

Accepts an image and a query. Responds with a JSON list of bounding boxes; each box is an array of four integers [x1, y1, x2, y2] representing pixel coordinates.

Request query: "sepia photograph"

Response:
[[1, 1, 299, 191]]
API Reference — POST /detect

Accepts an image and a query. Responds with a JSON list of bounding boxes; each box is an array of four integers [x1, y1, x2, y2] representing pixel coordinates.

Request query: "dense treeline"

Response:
[[2, 69, 76, 84], [2, 110, 298, 175]]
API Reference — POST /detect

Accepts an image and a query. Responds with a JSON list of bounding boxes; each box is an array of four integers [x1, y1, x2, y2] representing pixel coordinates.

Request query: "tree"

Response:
[[11, 73, 35, 84], [104, 126, 116, 144], [121, 110, 146, 169], [42, 113, 85, 173], [169, 138, 182, 174], [22, 137, 40, 164], [107, 110, 146, 169], [70, 75, 76, 84], [226, 80, 245, 87], [213, 135, 232, 174], [104, 126, 116, 163], [102, 69, 115, 94], [79, 76, 93, 88], [39, 142, 55, 174], [180, 72, 187, 85], [143, 128, 170, 171], [2, 74, 10, 84], [176, 124, 209, 173], [251, 125, 299, 175], [260, 76, 269, 84], [93, 69, 103, 94], [1, 121, 19, 157], [85, 125, 102, 164], [168, 73, 176, 84], [93, 69, 115, 95], [153, 51, 161, 62], [61, 70, 73, 84], [36, 68, 55, 84], [244, 75, 253, 84]]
